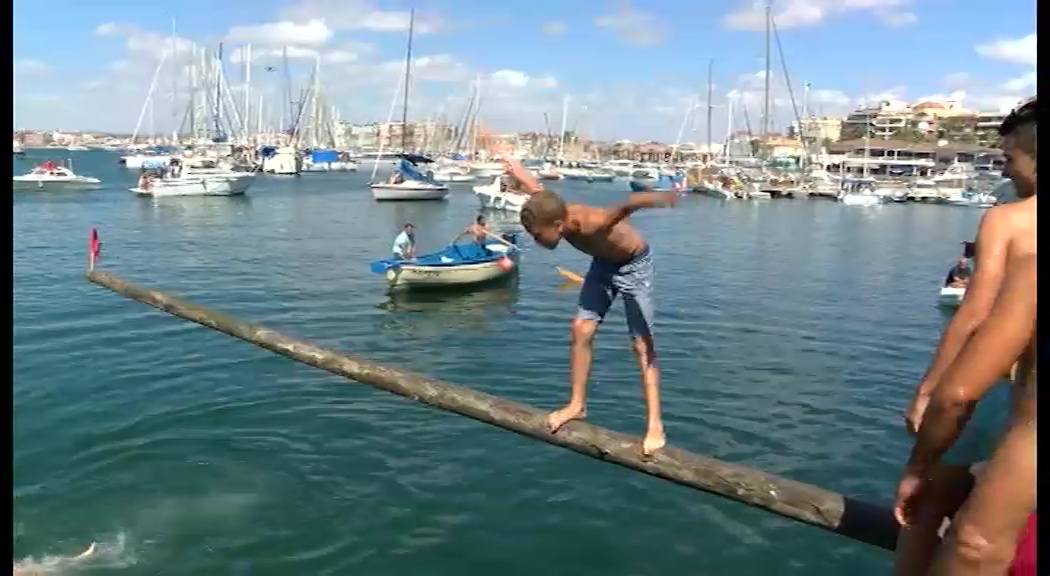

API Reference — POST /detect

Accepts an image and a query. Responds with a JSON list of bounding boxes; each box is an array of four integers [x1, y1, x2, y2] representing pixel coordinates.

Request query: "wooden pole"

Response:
[[85, 269, 900, 552]]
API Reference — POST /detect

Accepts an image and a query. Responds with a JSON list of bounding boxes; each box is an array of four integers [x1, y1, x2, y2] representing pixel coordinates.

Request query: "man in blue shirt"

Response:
[[392, 223, 416, 260]]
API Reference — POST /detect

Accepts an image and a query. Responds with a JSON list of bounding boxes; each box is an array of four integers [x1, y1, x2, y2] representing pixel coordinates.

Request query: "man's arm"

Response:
[[599, 192, 677, 230], [905, 256, 1036, 475], [914, 210, 1011, 397], [502, 158, 544, 194]]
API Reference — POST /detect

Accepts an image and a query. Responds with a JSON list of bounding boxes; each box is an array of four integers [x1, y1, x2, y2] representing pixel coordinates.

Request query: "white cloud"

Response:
[[594, 7, 663, 46], [279, 0, 444, 34], [225, 19, 333, 48], [543, 21, 568, 35], [940, 72, 971, 90], [14, 59, 49, 73], [94, 22, 200, 62], [974, 33, 1036, 66], [723, 0, 917, 31]]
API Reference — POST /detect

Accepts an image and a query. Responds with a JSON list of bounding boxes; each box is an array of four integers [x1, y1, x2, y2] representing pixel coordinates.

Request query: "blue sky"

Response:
[[13, 0, 1037, 141]]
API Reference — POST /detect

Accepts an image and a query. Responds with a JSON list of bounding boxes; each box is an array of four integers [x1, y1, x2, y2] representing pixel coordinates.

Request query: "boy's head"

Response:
[[475, 214, 486, 226], [999, 97, 1036, 198], [520, 191, 568, 249]]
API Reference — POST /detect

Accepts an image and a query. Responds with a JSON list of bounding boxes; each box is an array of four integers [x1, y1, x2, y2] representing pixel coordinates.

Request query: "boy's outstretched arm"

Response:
[[600, 192, 677, 229], [501, 157, 544, 194]]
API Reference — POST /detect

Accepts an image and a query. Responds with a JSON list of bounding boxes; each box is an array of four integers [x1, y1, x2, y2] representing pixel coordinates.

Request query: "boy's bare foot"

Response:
[[547, 404, 587, 433], [642, 426, 666, 455]]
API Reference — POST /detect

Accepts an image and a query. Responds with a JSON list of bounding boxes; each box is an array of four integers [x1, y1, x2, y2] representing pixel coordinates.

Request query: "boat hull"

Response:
[[12, 177, 102, 190], [840, 193, 885, 206], [473, 177, 528, 212], [123, 155, 173, 169], [370, 183, 449, 201], [302, 161, 358, 172], [132, 174, 255, 197], [387, 251, 520, 289], [938, 286, 965, 308]]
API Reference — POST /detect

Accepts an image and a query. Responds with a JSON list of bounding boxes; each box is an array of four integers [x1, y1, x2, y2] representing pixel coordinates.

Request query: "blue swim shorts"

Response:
[[576, 245, 655, 338]]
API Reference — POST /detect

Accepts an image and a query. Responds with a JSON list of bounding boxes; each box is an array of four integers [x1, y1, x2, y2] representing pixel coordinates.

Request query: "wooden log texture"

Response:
[[86, 270, 900, 551]]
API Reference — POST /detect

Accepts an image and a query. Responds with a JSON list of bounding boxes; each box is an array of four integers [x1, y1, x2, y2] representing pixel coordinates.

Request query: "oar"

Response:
[[556, 266, 584, 283], [483, 229, 519, 250]]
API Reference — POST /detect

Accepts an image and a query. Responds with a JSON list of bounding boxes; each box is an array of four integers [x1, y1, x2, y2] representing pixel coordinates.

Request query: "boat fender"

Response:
[[498, 256, 514, 271]]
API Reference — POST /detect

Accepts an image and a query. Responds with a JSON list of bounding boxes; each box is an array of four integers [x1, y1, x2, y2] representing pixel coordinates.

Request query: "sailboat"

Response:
[[369, 9, 449, 201]]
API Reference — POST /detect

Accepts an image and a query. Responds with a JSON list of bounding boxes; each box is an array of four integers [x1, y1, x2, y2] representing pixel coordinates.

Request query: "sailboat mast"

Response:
[[706, 59, 714, 160], [399, 10, 415, 153], [762, 0, 772, 137], [244, 44, 252, 139]]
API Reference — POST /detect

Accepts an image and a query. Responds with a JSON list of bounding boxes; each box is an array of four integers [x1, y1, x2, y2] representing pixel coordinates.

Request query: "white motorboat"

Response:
[[261, 147, 302, 175], [938, 285, 965, 307], [131, 170, 255, 197], [13, 162, 102, 190], [473, 177, 529, 212]]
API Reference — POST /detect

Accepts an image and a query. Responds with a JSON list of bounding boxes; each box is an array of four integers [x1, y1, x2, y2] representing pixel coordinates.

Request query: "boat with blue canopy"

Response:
[[369, 154, 450, 201], [369, 233, 521, 289]]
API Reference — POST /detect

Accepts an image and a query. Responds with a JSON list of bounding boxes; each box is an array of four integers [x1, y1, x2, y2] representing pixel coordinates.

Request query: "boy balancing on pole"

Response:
[[503, 158, 677, 455]]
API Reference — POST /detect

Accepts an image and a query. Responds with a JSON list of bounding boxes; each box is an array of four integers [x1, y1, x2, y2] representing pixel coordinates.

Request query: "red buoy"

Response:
[[499, 256, 514, 271]]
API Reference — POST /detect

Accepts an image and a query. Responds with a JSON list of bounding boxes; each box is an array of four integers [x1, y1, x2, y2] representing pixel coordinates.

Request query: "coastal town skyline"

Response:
[[13, 0, 1035, 141]]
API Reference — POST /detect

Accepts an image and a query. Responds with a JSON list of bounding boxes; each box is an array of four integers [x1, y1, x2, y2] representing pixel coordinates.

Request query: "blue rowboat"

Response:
[[370, 234, 521, 290]]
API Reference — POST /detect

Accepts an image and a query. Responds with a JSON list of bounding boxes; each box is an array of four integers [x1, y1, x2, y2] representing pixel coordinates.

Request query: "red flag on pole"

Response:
[[89, 228, 101, 270]]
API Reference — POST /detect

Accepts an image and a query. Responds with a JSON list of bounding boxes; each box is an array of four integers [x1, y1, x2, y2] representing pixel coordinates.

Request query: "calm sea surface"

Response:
[[13, 150, 984, 575]]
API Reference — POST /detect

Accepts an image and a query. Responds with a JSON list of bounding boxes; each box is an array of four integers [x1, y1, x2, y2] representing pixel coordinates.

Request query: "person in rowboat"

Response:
[[392, 223, 416, 260], [944, 256, 973, 288], [895, 97, 1037, 576], [506, 157, 675, 455], [466, 214, 490, 244]]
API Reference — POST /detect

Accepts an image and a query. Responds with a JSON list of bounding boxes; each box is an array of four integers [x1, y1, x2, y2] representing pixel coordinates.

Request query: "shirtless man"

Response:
[[895, 97, 1037, 575], [506, 158, 674, 455], [466, 214, 490, 244], [898, 255, 1036, 575]]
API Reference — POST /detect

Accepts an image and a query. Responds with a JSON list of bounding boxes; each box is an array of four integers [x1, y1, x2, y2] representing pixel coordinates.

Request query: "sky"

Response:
[[12, 0, 1037, 142]]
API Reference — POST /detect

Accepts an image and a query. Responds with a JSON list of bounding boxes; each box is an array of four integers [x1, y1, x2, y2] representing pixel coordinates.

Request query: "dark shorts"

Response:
[[576, 246, 655, 338]]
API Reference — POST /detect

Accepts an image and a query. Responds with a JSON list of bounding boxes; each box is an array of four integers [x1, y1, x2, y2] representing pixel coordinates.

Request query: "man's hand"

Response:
[[894, 469, 927, 527], [904, 391, 931, 435]]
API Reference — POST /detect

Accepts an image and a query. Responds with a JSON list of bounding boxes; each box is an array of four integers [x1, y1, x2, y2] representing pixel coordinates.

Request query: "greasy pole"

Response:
[[85, 267, 900, 552]]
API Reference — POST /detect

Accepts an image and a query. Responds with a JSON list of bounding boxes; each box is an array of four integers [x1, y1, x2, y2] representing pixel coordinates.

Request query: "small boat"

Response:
[[12, 160, 102, 190], [939, 285, 965, 307], [369, 236, 521, 290], [369, 154, 450, 201], [474, 176, 529, 212], [302, 149, 358, 172], [130, 160, 255, 197], [259, 146, 302, 175]]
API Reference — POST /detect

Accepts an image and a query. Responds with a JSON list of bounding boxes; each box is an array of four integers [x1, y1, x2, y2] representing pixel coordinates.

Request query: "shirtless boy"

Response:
[[895, 97, 1037, 575], [505, 158, 675, 455]]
